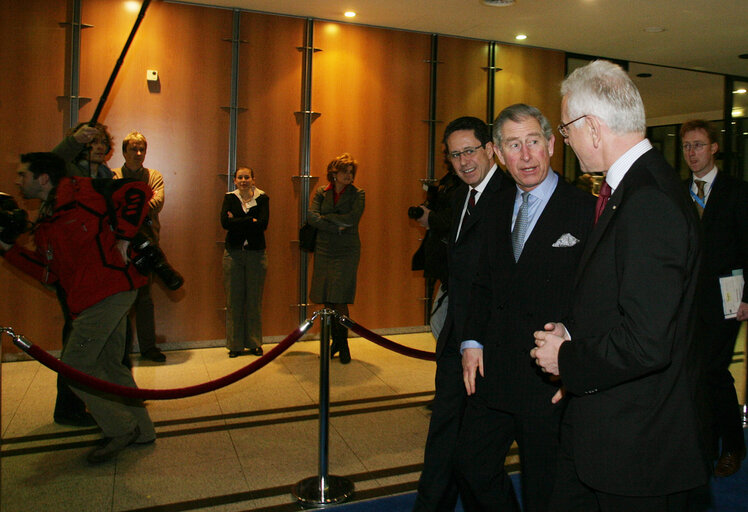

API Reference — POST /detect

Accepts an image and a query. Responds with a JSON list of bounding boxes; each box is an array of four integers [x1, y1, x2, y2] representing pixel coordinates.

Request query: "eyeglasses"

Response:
[[448, 143, 487, 160], [681, 142, 710, 152], [557, 115, 588, 138]]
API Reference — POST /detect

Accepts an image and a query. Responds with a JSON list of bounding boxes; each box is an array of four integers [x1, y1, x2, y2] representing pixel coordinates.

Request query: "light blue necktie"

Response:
[[512, 192, 530, 261]]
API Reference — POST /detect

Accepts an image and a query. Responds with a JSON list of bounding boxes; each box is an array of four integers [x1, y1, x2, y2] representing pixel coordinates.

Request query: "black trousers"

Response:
[[455, 398, 563, 512], [414, 347, 464, 512]]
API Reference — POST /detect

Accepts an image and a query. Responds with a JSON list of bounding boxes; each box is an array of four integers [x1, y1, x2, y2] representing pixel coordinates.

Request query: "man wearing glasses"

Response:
[[415, 116, 509, 511], [532, 60, 709, 510], [681, 119, 748, 478]]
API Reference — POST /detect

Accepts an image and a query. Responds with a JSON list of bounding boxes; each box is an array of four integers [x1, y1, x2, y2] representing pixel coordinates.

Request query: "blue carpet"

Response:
[[335, 430, 748, 511]]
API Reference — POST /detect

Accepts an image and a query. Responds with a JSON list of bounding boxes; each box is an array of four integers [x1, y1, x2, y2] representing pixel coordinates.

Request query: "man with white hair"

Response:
[[532, 60, 710, 510]]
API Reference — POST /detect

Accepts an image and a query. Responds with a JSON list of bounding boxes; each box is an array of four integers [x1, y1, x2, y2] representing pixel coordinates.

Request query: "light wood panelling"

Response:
[[494, 44, 566, 173], [236, 12, 305, 335], [311, 22, 432, 329], [0, 0, 68, 354]]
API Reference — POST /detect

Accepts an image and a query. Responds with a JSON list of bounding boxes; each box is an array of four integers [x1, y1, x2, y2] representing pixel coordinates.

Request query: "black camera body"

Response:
[[407, 205, 425, 219], [0, 192, 30, 245], [408, 184, 441, 220], [131, 233, 184, 290]]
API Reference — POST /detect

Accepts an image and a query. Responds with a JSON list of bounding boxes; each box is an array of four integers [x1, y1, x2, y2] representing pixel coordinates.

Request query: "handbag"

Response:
[[299, 222, 317, 252]]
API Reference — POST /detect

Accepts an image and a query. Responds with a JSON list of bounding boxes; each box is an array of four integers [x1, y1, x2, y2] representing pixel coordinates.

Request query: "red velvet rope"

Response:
[[338, 316, 436, 361], [17, 327, 306, 400]]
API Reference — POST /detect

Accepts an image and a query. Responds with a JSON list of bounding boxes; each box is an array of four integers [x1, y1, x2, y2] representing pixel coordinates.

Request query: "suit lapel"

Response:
[[574, 178, 624, 287]]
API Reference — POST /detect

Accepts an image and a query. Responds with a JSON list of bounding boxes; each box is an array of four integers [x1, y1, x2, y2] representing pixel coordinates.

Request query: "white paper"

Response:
[[719, 270, 744, 319]]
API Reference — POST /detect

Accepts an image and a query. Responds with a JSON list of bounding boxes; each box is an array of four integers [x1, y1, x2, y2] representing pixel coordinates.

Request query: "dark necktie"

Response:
[[594, 180, 611, 224], [694, 179, 706, 218], [512, 192, 530, 261], [467, 188, 477, 214]]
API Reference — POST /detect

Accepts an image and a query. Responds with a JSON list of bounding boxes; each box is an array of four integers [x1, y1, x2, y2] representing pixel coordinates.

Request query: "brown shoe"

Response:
[[87, 426, 140, 464], [714, 448, 746, 477]]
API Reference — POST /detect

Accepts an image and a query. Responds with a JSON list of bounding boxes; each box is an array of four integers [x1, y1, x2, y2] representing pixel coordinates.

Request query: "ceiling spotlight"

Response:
[[483, 0, 516, 6], [643, 26, 666, 33], [344, 11, 356, 18], [515, 34, 527, 41], [733, 88, 747, 94]]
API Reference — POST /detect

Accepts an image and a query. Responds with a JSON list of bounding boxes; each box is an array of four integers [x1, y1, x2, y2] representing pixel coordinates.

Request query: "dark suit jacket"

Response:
[[686, 171, 748, 324], [559, 148, 710, 495], [435, 168, 507, 359], [466, 175, 595, 415]]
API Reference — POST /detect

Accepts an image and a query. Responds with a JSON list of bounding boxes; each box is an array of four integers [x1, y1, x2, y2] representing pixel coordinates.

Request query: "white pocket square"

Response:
[[552, 233, 579, 248]]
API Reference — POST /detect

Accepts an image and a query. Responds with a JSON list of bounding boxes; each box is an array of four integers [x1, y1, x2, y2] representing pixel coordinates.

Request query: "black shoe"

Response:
[[141, 348, 166, 362], [87, 426, 140, 464], [54, 412, 97, 427], [229, 350, 244, 358], [330, 340, 340, 359], [339, 343, 351, 364], [249, 346, 264, 356]]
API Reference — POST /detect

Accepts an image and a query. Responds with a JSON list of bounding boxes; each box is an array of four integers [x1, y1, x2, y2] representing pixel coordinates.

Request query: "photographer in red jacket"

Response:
[[1, 152, 156, 463]]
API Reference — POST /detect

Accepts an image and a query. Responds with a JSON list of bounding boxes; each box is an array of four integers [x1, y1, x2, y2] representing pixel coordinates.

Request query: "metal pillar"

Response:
[[294, 18, 321, 324], [292, 310, 354, 507]]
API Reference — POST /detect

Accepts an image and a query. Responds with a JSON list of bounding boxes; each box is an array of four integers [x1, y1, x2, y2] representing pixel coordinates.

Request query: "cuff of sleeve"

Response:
[[460, 340, 483, 355]]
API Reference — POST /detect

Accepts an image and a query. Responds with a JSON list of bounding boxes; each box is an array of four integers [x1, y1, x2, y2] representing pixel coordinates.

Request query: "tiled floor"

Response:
[[1, 326, 745, 512], [1, 333, 441, 511]]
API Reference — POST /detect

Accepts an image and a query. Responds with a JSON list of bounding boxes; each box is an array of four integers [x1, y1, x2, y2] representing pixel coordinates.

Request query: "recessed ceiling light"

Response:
[[344, 11, 356, 18], [733, 88, 747, 94], [483, 0, 516, 6], [643, 26, 666, 33], [515, 34, 527, 41]]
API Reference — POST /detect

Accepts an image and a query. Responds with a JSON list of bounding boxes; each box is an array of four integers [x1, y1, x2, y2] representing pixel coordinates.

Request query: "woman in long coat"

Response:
[[308, 153, 365, 363]]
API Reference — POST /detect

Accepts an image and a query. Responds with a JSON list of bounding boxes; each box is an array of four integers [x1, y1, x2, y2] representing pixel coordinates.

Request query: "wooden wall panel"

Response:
[[434, 36, 491, 170], [311, 22, 432, 329], [494, 45, 566, 174], [236, 12, 305, 336], [0, 0, 68, 355]]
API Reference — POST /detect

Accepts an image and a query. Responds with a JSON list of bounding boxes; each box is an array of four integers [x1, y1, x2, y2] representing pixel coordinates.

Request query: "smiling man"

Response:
[[415, 116, 509, 511], [455, 104, 595, 512]]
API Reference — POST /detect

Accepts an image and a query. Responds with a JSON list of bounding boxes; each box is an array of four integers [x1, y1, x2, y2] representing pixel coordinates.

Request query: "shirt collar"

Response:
[[471, 164, 498, 197], [605, 138, 653, 191], [516, 169, 557, 202], [692, 166, 718, 186]]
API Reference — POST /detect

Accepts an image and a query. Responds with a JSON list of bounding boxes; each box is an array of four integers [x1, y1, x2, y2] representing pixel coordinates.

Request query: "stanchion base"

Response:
[[292, 475, 354, 508]]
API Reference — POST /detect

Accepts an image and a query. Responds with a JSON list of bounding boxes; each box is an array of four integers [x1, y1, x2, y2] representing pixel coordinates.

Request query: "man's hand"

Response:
[[462, 347, 484, 395], [416, 206, 431, 228], [115, 239, 130, 265], [72, 125, 101, 144], [736, 302, 748, 322], [531, 322, 569, 376]]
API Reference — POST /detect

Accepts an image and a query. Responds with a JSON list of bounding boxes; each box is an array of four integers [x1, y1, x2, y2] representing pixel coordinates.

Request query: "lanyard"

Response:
[[689, 180, 712, 210]]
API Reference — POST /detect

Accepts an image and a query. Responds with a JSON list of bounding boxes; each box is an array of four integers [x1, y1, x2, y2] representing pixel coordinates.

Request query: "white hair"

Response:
[[561, 60, 646, 136]]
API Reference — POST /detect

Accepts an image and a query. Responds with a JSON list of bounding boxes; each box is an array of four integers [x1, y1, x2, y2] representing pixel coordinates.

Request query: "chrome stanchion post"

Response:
[[292, 309, 354, 507]]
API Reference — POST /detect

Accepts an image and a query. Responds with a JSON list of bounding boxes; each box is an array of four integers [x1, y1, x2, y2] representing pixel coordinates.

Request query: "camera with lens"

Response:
[[407, 205, 425, 219], [131, 232, 184, 290], [0, 192, 30, 245], [407, 184, 441, 220]]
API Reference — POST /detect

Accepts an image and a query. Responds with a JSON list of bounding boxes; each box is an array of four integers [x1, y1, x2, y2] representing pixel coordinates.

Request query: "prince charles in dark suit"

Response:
[[456, 104, 595, 512]]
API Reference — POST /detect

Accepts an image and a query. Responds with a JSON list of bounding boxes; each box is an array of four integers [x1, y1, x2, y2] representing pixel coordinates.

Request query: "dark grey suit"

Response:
[[687, 171, 748, 456], [554, 148, 710, 508], [415, 167, 507, 511], [455, 175, 595, 512]]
